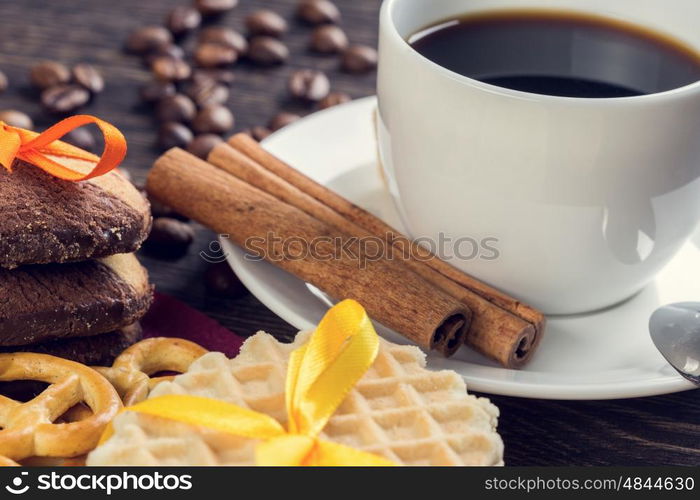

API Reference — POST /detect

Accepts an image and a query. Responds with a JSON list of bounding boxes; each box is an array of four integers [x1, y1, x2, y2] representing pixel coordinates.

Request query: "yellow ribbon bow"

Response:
[[100, 300, 395, 466], [0, 115, 126, 181]]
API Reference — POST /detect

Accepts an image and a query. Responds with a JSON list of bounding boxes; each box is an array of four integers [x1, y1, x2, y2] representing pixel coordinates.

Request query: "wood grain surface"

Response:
[[0, 0, 697, 466]]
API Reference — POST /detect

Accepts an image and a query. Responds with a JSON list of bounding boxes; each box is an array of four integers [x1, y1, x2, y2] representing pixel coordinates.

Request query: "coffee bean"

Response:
[[126, 26, 173, 54], [194, 43, 238, 68], [187, 134, 223, 159], [198, 27, 248, 55], [0, 71, 8, 93], [247, 37, 289, 66], [193, 68, 236, 86], [157, 94, 196, 123], [268, 112, 301, 131], [149, 198, 172, 218], [195, 0, 238, 16], [192, 105, 234, 134], [166, 6, 202, 36], [245, 10, 288, 37], [62, 127, 96, 152], [310, 25, 348, 54], [342, 45, 378, 73], [151, 55, 191, 81], [145, 44, 185, 66], [71, 63, 104, 94], [30, 61, 70, 90], [249, 126, 271, 141], [145, 217, 195, 258], [41, 84, 90, 114], [184, 76, 229, 107], [205, 262, 248, 298], [140, 80, 176, 103], [288, 69, 330, 102], [158, 122, 194, 150], [148, 196, 188, 221], [297, 0, 341, 25], [0, 110, 33, 129], [317, 91, 351, 109]]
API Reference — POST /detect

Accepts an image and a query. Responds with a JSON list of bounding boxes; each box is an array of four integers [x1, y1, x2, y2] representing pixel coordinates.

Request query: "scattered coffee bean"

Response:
[[310, 25, 348, 54], [0, 110, 33, 129], [151, 55, 191, 81], [148, 197, 169, 217], [297, 0, 341, 25], [342, 45, 378, 73], [145, 217, 195, 257], [195, 0, 238, 17], [205, 262, 249, 298], [247, 37, 289, 66], [158, 122, 194, 150], [166, 6, 202, 36], [184, 76, 229, 107], [317, 91, 351, 109], [41, 84, 90, 114], [245, 10, 288, 38], [30, 61, 71, 90], [194, 42, 238, 68], [198, 27, 248, 55], [193, 68, 236, 86], [145, 44, 185, 66], [148, 196, 188, 221], [268, 112, 301, 131], [140, 80, 176, 103], [249, 126, 271, 141], [288, 69, 330, 102], [62, 127, 96, 152], [192, 105, 234, 134], [126, 26, 172, 54], [187, 133, 223, 159], [0, 71, 7, 93], [157, 94, 196, 123], [71, 63, 104, 94]]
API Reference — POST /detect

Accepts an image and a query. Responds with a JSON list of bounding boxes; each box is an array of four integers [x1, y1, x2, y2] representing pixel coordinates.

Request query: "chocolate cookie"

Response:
[[0, 253, 153, 346], [0, 323, 143, 401], [0, 160, 152, 268], [0, 322, 143, 365]]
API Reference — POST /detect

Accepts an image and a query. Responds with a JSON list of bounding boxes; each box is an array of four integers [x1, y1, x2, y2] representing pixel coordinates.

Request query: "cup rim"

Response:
[[382, 0, 700, 104]]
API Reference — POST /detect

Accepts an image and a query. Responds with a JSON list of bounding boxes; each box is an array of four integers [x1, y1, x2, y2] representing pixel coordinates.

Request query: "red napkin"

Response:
[[140, 292, 244, 358]]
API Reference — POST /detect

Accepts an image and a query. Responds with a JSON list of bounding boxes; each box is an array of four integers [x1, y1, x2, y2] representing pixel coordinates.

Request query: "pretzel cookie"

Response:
[[0, 353, 122, 461], [94, 337, 208, 405]]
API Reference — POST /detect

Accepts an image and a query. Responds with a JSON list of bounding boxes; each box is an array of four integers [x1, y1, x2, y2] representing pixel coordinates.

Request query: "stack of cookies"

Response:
[[0, 157, 153, 375]]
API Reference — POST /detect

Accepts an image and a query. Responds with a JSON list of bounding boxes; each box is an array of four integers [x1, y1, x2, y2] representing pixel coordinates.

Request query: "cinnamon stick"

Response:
[[147, 148, 470, 357], [222, 134, 546, 367], [208, 141, 538, 368], [227, 134, 545, 328]]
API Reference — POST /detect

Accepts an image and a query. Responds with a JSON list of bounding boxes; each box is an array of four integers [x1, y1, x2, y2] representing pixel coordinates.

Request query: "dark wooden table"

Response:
[[0, 0, 697, 466]]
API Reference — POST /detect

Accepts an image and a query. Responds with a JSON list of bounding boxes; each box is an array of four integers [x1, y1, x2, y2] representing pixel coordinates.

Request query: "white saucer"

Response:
[[223, 96, 699, 400]]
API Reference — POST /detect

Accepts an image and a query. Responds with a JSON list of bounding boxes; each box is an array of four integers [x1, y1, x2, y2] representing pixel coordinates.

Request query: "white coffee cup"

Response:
[[377, 0, 700, 314]]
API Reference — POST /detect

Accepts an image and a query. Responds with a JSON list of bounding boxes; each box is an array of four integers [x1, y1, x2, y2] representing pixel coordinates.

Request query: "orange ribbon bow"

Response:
[[0, 115, 126, 181]]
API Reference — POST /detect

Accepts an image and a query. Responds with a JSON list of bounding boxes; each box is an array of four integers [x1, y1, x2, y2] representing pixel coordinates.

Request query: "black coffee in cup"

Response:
[[409, 10, 700, 98]]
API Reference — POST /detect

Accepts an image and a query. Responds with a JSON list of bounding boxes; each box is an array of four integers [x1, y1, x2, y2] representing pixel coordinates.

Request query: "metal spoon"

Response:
[[649, 302, 700, 386]]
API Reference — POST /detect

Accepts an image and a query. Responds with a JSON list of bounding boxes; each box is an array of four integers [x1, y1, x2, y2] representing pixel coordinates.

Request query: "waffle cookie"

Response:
[[88, 332, 504, 466], [0, 160, 151, 269], [0, 253, 153, 346]]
